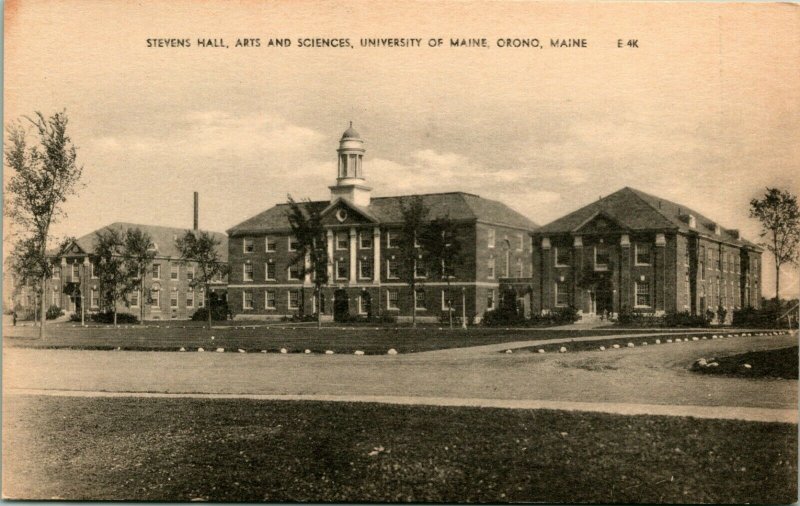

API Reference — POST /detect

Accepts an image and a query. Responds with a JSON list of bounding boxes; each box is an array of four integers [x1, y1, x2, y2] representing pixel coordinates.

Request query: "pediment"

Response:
[[320, 199, 377, 226], [61, 241, 86, 256], [573, 211, 626, 234]]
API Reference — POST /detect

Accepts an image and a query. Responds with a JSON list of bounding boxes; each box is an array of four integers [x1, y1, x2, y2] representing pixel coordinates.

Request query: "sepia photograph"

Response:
[[2, 0, 799, 502]]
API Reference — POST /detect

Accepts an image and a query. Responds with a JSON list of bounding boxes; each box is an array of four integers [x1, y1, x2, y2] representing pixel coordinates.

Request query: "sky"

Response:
[[4, 0, 799, 297]]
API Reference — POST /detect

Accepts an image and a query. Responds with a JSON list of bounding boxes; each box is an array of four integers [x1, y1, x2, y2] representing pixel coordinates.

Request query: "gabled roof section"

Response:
[[537, 187, 759, 249], [228, 192, 539, 235], [71, 222, 228, 261], [320, 198, 379, 223]]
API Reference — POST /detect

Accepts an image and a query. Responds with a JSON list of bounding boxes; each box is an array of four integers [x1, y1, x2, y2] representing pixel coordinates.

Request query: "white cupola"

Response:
[[330, 122, 372, 206]]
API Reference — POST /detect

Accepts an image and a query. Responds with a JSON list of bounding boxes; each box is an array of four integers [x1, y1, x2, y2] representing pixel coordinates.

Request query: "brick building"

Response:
[[531, 187, 762, 321], [39, 223, 228, 321], [226, 124, 538, 322]]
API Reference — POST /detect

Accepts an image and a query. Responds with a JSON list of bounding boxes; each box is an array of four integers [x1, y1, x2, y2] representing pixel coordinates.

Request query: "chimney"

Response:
[[193, 192, 199, 230]]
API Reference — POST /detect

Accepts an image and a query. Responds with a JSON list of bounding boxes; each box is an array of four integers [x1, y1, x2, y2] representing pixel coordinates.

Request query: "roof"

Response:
[[227, 192, 538, 235], [69, 222, 228, 261], [341, 122, 361, 140], [537, 187, 759, 249]]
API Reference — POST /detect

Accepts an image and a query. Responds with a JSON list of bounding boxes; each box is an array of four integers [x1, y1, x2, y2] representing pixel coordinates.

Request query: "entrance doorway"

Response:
[[595, 289, 613, 315], [333, 289, 349, 322]]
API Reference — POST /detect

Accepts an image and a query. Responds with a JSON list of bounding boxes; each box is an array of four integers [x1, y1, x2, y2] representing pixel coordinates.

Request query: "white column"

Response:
[[303, 252, 312, 286], [326, 230, 334, 281], [373, 227, 381, 285], [349, 227, 357, 282]]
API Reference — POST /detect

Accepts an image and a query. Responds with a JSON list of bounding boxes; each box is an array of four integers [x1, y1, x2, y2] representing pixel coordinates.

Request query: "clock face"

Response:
[[336, 209, 348, 222]]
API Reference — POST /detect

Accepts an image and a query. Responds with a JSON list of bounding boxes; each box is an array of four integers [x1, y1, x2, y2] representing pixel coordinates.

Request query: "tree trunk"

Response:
[[412, 288, 417, 328], [448, 281, 453, 329], [775, 262, 780, 302], [206, 285, 212, 330], [140, 272, 145, 325], [317, 288, 322, 329], [39, 277, 46, 339]]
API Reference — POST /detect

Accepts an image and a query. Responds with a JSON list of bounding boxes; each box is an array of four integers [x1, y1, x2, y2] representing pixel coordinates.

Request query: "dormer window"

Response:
[[688, 215, 696, 229]]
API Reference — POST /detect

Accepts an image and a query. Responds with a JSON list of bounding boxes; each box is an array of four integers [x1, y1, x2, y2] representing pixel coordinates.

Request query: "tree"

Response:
[[750, 188, 800, 300], [419, 216, 463, 328], [398, 196, 429, 328], [286, 195, 330, 328], [175, 230, 229, 329], [93, 228, 129, 326], [123, 228, 156, 324], [4, 111, 84, 338]]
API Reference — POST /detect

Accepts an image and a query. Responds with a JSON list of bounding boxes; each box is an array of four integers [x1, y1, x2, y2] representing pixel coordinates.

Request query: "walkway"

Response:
[[7, 388, 796, 424]]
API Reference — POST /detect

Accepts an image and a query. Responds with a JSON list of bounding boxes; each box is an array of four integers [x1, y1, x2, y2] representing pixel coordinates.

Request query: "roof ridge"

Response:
[[620, 187, 675, 223]]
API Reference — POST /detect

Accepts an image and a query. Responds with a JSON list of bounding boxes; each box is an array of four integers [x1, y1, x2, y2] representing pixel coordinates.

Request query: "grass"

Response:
[[3, 395, 796, 503], [691, 346, 799, 380], [508, 330, 794, 355], [4, 324, 667, 355]]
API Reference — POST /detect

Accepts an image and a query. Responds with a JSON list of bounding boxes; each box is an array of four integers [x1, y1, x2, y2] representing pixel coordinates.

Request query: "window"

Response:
[[387, 259, 399, 279], [243, 238, 254, 253], [288, 290, 300, 310], [186, 289, 194, 308], [51, 288, 60, 307], [699, 247, 705, 280], [441, 290, 452, 311], [243, 291, 253, 310], [150, 288, 160, 308], [170, 288, 179, 308], [265, 262, 276, 280], [266, 236, 277, 252], [130, 291, 139, 308], [487, 257, 495, 279], [171, 263, 179, 280], [414, 260, 427, 279], [414, 289, 426, 310], [72, 263, 80, 280], [488, 228, 496, 248], [684, 246, 690, 266], [152, 264, 161, 280], [594, 245, 609, 270], [387, 289, 399, 310], [358, 295, 369, 315], [52, 267, 60, 279], [359, 259, 372, 280], [336, 232, 348, 250], [735, 256, 740, 273], [187, 265, 194, 281], [336, 261, 348, 280], [517, 233, 524, 251], [288, 265, 301, 280], [90, 288, 98, 308], [555, 247, 569, 267], [635, 243, 651, 265], [288, 236, 299, 252], [386, 231, 397, 249], [359, 231, 372, 249], [265, 290, 276, 309], [555, 282, 569, 307], [516, 258, 524, 278], [635, 282, 651, 307], [487, 289, 495, 310], [91, 261, 98, 279], [243, 263, 254, 282], [198, 289, 205, 308]]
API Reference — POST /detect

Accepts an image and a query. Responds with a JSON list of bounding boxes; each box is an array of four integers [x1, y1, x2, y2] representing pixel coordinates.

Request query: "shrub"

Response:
[[93, 311, 139, 324], [663, 311, 710, 328], [550, 306, 580, 324], [190, 292, 230, 321], [328, 313, 398, 324], [732, 305, 791, 328], [45, 305, 64, 320], [716, 305, 728, 325]]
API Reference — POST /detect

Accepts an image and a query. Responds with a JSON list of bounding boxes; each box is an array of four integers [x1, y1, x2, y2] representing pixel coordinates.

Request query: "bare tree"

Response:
[[398, 196, 429, 328], [286, 195, 330, 328], [94, 228, 130, 326], [419, 216, 463, 329], [4, 111, 83, 338], [750, 188, 800, 301], [123, 228, 156, 324], [175, 230, 229, 329]]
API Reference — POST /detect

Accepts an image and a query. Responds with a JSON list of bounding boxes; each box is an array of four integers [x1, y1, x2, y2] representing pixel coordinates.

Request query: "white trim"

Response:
[[265, 236, 277, 252], [335, 232, 349, 251], [593, 245, 609, 271], [287, 290, 300, 310], [414, 289, 426, 311], [359, 231, 372, 249], [634, 281, 651, 308], [487, 257, 495, 279], [385, 231, 397, 249], [287, 265, 301, 281], [386, 288, 399, 310], [554, 282, 568, 307], [441, 290, 453, 311], [386, 259, 399, 280], [265, 262, 276, 281], [243, 263, 254, 282], [170, 263, 180, 280], [634, 243, 651, 266], [335, 260, 349, 280], [242, 290, 253, 310], [487, 228, 496, 248], [152, 263, 161, 280], [554, 246, 569, 267], [487, 288, 496, 310], [186, 289, 194, 308], [288, 236, 299, 252], [358, 259, 372, 280]]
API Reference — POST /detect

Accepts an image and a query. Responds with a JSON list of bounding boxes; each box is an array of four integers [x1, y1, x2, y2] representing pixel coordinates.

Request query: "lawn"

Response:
[[3, 395, 796, 503], [691, 346, 799, 380], [3, 324, 667, 355]]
